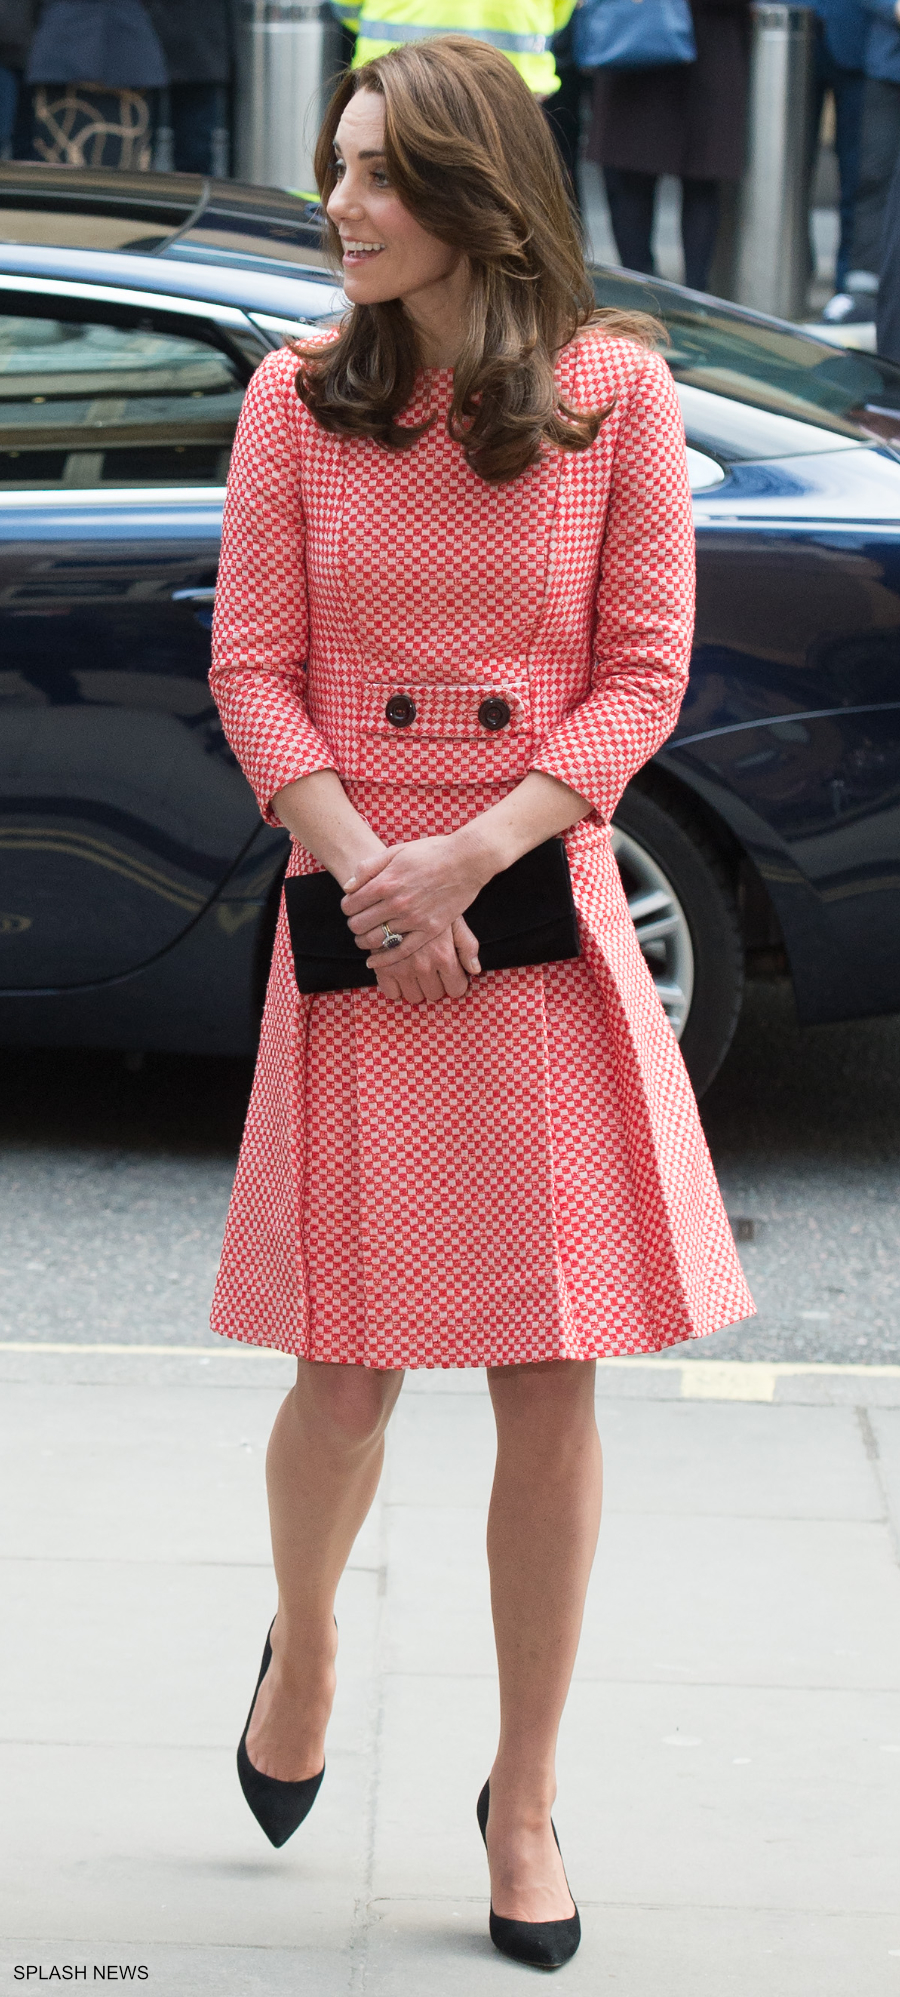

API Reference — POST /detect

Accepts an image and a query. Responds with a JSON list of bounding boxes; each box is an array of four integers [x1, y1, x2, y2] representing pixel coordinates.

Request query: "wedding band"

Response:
[[381, 924, 403, 951]]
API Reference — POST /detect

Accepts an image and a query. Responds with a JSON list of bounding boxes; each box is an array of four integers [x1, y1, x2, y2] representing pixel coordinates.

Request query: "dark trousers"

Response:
[[604, 166, 721, 292], [0, 64, 19, 156], [810, 44, 864, 290], [850, 75, 900, 277], [876, 147, 900, 358], [158, 82, 230, 177]]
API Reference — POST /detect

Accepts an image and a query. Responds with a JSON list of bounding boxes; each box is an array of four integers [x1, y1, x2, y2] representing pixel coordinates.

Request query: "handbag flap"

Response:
[[464, 839, 577, 947], [284, 871, 365, 963], [283, 839, 580, 984]]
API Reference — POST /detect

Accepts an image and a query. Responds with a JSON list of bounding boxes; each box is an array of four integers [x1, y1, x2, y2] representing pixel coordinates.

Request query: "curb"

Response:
[[1, 1344, 899, 1405]]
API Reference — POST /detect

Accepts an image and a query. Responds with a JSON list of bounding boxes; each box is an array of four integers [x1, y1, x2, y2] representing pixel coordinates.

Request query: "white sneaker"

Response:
[[822, 276, 877, 324]]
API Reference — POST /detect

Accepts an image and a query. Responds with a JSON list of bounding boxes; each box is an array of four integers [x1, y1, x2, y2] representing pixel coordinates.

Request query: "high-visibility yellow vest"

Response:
[[347, 0, 574, 98]]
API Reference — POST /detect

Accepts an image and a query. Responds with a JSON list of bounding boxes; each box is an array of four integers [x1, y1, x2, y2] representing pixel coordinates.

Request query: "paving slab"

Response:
[[372, 1669, 900, 1909], [0, 1561, 378, 1752], [362, 1901, 900, 1997], [0, 1737, 371, 1945], [596, 1398, 884, 1517], [380, 1503, 900, 1688], [0, 1374, 381, 1574], [2, 1348, 899, 1995]]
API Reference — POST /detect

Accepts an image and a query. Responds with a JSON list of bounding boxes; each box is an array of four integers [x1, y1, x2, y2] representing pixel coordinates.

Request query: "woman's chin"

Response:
[[341, 268, 397, 306]]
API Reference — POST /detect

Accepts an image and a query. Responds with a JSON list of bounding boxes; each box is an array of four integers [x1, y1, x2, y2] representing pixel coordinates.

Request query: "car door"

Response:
[[0, 277, 269, 990]]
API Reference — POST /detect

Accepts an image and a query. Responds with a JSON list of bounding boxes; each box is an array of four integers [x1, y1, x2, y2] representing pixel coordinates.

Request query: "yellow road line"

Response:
[[602, 1358, 900, 1401]]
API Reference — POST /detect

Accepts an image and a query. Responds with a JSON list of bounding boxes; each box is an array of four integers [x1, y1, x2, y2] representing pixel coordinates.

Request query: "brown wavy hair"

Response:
[[294, 37, 660, 484]]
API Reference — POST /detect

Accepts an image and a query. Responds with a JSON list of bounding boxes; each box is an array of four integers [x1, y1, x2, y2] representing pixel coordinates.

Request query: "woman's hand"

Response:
[[371, 918, 481, 1004], [341, 831, 495, 970]]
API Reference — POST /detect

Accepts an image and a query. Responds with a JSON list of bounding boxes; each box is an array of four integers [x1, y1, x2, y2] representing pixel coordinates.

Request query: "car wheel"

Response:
[[611, 785, 744, 1096]]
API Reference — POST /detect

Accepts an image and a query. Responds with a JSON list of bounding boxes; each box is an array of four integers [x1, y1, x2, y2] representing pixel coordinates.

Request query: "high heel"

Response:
[[476, 1780, 581, 1970], [236, 1622, 325, 1847]]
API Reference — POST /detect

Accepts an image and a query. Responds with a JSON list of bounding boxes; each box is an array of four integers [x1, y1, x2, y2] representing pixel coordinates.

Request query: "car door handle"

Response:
[[172, 587, 216, 603]]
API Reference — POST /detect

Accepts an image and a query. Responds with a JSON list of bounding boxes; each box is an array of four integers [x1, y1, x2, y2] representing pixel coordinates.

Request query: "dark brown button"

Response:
[[385, 693, 416, 728], [478, 696, 511, 732]]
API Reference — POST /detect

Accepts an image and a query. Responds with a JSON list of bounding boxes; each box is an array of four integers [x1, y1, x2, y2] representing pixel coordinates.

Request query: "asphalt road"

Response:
[[1, 976, 899, 1362]]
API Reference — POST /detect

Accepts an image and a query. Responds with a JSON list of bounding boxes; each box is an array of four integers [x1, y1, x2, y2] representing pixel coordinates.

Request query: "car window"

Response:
[[0, 166, 199, 252], [166, 191, 330, 276], [591, 267, 900, 451], [0, 165, 328, 269], [0, 305, 245, 488], [0, 205, 188, 253], [171, 224, 331, 278]]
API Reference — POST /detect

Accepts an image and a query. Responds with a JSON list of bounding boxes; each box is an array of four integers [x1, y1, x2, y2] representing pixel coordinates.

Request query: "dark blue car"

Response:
[[2, 165, 900, 1092]]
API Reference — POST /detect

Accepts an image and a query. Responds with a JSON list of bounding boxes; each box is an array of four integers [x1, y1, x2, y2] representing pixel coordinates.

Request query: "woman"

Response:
[[210, 38, 752, 1972], [588, 0, 752, 293]]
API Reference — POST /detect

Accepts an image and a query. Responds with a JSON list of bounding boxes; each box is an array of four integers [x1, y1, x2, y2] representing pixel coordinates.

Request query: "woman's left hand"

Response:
[[341, 832, 494, 969]]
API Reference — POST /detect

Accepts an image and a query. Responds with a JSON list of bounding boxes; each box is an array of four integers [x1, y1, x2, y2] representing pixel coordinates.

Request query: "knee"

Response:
[[294, 1361, 399, 1451], [488, 1360, 597, 1441]]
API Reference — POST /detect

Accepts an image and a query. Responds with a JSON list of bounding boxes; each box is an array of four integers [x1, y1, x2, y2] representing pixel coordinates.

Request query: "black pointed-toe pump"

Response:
[[236, 1623, 325, 1847], [477, 1780, 581, 1971]]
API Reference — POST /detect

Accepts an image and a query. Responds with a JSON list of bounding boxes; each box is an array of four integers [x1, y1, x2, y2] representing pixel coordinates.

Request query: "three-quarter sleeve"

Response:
[[530, 347, 695, 823], [210, 349, 336, 826]]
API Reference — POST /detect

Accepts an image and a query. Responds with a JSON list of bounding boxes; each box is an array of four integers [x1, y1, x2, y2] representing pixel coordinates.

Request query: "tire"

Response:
[[611, 783, 744, 1097]]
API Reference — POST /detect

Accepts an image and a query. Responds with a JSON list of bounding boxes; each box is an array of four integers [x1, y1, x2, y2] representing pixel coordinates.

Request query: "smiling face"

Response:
[[326, 89, 463, 312]]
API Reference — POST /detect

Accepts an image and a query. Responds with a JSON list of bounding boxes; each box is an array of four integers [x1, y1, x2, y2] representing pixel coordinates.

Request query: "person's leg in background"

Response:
[[603, 166, 657, 272], [876, 146, 900, 357], [828, 74, 900, 319], [170, 81, 230, 176], [9, 69, 30, 156], [813, 36, 866, 297], [680, 175, 720, 290], [832, 64, 865, 289], [0, 65, 19, 158]]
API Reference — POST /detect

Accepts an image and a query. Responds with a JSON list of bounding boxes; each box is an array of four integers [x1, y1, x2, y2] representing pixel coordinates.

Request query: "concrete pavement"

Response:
[[1, 1344, 899, 1995]]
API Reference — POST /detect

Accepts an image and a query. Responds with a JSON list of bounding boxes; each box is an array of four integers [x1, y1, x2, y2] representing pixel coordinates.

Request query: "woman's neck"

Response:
[[401, 258, 474, 369]]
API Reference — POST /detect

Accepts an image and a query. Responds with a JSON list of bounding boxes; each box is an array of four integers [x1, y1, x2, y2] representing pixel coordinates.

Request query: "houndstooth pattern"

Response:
[[208, 334, 754, 1367]]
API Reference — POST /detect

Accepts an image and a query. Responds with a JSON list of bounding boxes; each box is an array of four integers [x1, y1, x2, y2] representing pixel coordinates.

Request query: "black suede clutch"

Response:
[[283, 837, 581, 994]]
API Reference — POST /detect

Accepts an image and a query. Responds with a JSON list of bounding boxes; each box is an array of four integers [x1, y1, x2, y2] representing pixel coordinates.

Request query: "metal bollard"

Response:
[[734, 3, 816, 319], [235, 0, 343, 196]]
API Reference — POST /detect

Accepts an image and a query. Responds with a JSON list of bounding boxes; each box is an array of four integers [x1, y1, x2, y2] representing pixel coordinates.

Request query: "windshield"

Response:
[[591, 266, 900, 449]]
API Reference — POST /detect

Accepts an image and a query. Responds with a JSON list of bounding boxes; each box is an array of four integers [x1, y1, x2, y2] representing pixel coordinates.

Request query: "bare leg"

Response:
[[246, 1358, 404, 1780], [484, 1359, 602, 1921]]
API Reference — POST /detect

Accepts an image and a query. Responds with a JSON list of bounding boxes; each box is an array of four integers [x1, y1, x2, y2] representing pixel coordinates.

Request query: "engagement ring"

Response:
[[381, 924, 403, 951]]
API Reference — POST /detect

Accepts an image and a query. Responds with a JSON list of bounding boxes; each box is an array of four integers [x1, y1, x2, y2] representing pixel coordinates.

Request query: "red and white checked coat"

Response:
[[209, 333, 753, 1368]]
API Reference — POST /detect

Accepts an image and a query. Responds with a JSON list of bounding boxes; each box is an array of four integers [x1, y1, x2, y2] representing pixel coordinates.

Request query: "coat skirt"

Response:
[[208, 333, 754, 1369], [588, 0, 752, 184]]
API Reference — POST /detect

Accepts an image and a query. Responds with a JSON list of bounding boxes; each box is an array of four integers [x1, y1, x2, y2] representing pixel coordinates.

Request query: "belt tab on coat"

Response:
[[306, 669, 537, 783]]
